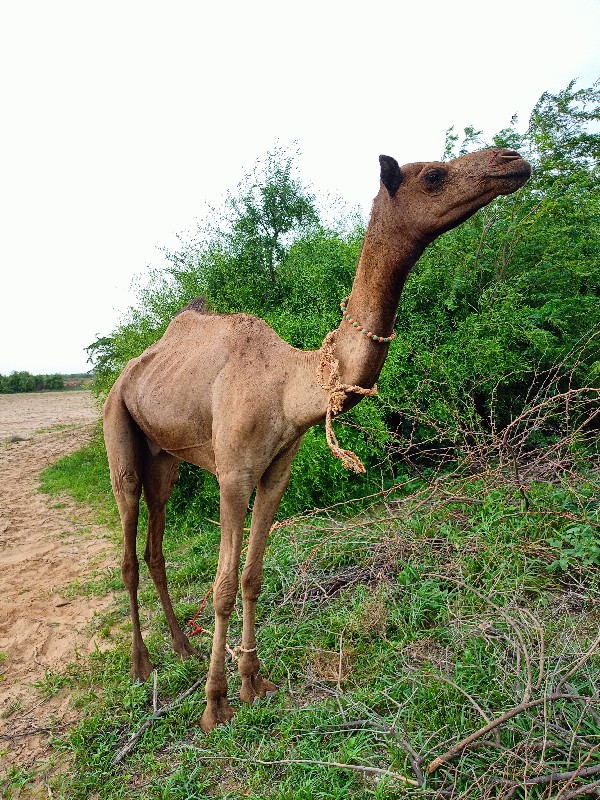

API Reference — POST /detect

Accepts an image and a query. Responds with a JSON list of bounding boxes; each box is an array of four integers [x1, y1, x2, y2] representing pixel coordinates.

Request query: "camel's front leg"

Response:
[[200, 473, 252, 733], [239, 441, 301, 704]]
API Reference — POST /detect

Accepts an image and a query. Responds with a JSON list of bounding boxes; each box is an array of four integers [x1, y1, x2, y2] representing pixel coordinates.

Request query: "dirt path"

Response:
[[0, 392, 118, 773]]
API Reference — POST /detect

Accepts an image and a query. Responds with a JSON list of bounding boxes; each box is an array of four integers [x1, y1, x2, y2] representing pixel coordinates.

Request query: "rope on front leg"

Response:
[[233, 645, 257, 659], [318, 331, 377, 474], [187, 588, 255, 659]]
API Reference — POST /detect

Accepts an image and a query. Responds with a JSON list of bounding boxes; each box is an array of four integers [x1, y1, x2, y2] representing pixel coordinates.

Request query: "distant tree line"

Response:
[[0, 372, 94, 393], [0, 371, 65, 393]]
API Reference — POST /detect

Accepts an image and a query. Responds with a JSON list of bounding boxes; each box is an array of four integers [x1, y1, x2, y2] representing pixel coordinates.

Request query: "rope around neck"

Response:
[[339, 297, 396, 342], [318, 331, 377, 473]]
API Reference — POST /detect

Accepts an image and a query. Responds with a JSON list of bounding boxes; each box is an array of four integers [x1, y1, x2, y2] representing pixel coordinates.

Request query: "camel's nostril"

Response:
[[497, 149, 524, 162]]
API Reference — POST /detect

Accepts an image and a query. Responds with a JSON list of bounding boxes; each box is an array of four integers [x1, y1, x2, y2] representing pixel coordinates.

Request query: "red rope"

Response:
[[187, 585, 213, 637]]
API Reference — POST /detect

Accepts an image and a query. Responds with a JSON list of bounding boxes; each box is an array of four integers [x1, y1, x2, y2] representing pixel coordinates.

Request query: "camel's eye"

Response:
[[423, 169, 446, 189]]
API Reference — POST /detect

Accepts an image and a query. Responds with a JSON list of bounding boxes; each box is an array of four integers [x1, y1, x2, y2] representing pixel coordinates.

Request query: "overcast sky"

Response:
[[1, 0, 598, 374]]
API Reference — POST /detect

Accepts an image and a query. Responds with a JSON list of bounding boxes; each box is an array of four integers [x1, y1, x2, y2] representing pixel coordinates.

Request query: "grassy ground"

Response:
[[2, 429, 599, 799]]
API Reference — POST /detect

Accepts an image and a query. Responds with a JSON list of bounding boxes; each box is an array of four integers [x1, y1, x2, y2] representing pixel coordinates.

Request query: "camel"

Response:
[[103, 147, 530, 732]]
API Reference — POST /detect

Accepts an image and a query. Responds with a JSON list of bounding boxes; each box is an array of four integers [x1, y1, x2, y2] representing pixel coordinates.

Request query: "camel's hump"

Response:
[[175, 296, 210, 316]]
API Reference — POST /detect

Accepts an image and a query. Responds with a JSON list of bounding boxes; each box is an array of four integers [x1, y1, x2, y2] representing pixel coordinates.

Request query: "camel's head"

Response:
[[378, 148, 531, 245]]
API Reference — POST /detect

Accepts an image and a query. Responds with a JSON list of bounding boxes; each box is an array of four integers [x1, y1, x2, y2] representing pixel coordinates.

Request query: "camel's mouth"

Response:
[[486, 148, 531, 185], [483, 164, 531, 195], [485, 150, 531, 185], [487, 166, 531, 181]]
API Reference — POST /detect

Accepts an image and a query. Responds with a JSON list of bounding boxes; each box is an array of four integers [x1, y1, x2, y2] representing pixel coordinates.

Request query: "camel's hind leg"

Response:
[[142, 450, 196, 659], [103, 389, 151, 681]]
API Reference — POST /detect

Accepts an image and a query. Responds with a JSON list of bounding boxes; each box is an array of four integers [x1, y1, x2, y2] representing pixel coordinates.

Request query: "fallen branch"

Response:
[[427, 693, 599, 774], [112, 678, 204, 765], [561, 778, 600, 799], [179, 747, 419, 786], [500, 762, 600, 798], [152, 670, 158, 715]]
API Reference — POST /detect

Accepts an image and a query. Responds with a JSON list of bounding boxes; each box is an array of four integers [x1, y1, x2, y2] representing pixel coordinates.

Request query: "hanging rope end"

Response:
[[337, 447, 367, 473]]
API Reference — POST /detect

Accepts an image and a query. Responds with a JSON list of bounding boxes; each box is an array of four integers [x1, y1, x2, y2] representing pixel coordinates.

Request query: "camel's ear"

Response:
[[379, 155, 402, 197]]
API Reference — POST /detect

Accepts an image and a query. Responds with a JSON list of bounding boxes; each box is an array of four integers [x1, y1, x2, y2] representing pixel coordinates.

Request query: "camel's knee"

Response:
[[213, 573, 238, 617], [205, 673, 228, 700], [241, 567, 262, 603], [121, 554, 139, 593], [112, 466, 141, 499]]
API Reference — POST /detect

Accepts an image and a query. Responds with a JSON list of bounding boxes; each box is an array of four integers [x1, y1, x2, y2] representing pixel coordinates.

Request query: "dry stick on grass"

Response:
[[555, 744, 600, 800], [423, 574, 600, 775], [427, 693, 600, 775], [501, 763, 600, 798], [112, 678, 204, 766], [561, 778, 600, 799], [179, 747, 419, 786], [0, 721, 71, 740], [337, 628, 345, 695], [152, 669, 158, 715]]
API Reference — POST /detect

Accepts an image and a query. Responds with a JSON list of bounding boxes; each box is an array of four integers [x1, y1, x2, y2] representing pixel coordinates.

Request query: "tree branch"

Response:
[[112, 678, 204, 765]]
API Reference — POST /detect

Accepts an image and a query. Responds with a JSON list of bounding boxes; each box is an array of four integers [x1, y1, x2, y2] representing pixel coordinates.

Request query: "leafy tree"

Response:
[[7, 371, 36, 393], [222, 145, 319, 298], [41, 374, 65, 390], [0, 372, 65, 393]]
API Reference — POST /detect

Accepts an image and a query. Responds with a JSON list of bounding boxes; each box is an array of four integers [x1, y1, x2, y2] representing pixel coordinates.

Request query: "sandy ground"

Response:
[[0, 391, 118, 775]]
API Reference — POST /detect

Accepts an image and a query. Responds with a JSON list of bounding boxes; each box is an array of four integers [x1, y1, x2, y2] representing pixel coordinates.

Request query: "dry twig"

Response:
[[112, 678, 204, 765], [179, 746, 419, 786]]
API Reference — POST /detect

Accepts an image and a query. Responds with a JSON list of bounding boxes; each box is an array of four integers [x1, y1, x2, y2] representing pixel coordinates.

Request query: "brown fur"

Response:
[[104, 148, 530, 732], [174, 295, 210, 316]]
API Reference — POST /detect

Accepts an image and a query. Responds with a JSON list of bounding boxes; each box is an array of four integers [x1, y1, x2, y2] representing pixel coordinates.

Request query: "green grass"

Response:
[[38, 426, 121, 528], [4, 433, 599, 799]]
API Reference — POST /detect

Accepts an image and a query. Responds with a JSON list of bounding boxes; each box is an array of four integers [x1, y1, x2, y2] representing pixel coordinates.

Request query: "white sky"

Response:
[[1, 0, 598, 374]]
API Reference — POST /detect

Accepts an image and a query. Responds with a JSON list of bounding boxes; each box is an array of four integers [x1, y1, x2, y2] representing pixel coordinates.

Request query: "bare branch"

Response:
[[179, 746, 420, 785], [112, 678, 204, 765]]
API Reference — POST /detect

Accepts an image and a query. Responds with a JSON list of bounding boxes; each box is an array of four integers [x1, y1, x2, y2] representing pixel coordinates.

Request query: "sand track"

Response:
[[0, 392, 117, 773]]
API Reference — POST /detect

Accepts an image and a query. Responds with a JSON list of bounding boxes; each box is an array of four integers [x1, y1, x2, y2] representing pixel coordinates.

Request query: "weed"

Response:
[[32, 669, 75, 698], [548, 522, 600, 571], [0, 766, 35, 799], [0, 699, 21, 719]]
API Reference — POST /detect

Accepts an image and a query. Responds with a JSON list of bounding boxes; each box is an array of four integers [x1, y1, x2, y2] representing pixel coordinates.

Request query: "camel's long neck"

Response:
[[332, 198, 424, 389]]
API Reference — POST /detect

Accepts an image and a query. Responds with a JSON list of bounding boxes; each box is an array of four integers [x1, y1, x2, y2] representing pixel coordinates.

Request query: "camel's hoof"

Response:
[[240, 674, 278, 705], [172, 635, 197, 659], [200, 697, 235, 733], [131, 645, 153, 683]]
